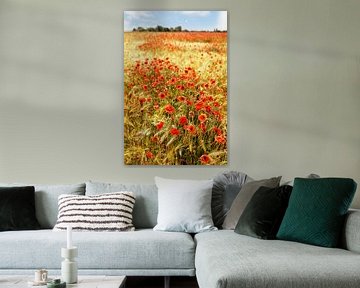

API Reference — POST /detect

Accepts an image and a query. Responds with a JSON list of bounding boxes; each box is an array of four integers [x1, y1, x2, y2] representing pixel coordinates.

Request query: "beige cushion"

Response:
[[222, 177, 281, 229]]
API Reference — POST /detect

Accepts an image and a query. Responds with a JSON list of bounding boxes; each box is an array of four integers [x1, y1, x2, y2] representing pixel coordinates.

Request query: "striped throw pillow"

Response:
[[53, 192, 136, 231]]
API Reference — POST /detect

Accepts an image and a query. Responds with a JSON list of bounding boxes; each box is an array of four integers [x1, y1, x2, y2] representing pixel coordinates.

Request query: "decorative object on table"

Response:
[[35, 269, 48, 283], [27, 269, 51, 286], [47, 279, 66, 288], [123, 10, 228, 165], [61, 225, 78, 284]]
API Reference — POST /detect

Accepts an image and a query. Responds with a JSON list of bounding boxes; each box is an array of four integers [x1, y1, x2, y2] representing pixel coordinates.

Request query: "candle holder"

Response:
[[61, 247, 78, 284]]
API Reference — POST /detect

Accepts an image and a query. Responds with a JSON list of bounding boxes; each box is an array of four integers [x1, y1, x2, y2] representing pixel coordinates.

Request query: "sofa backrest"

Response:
[[0, 183, 86, 229], [86, 181, 158, 229]]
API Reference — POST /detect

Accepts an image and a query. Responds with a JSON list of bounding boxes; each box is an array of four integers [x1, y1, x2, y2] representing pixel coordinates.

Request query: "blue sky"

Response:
[[124, 11, 227, 32]]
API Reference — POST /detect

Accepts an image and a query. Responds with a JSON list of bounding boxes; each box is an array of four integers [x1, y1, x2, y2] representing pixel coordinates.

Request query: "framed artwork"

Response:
[[124, 11, 227, 165]]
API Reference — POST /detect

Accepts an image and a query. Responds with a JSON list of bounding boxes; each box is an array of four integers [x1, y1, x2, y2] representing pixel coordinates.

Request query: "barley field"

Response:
[[124, 31, 227, 165]]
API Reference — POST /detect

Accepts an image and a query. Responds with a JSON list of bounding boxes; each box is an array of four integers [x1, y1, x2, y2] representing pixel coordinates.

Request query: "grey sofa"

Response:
[[1, 181, 360, 288]]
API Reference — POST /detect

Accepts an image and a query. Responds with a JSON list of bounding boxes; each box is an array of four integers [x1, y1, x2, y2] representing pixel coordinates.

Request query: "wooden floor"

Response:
[[126, 276, 199, 288]]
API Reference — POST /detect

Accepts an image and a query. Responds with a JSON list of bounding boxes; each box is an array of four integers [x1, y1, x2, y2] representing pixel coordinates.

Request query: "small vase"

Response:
[[61, 247, 78, 284]]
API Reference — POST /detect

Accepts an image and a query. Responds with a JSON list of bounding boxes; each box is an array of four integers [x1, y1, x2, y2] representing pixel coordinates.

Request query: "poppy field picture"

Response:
[[124, 11, 227, 165]]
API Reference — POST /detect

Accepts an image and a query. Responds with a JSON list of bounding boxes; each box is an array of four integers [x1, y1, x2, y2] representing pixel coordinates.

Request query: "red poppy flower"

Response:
[[195, 101, 204, 111], [200, 154, 211, 164], [212, 127, 222, 136], [170, 128, 180, 136], [164, 104, 175, 114], [177, 96, 186, 102], [156, 121, 164, 130], [150, 136, 159, 143], [185, 124, 196, 135], [198, 114, 207, 123], [178, 116, 188, 126], [143, 85, 148, 91], [215, 135, 226, 145], [145, 151, 154, 159], [158, 92, 166, 99], [213, 111, 222, 121]]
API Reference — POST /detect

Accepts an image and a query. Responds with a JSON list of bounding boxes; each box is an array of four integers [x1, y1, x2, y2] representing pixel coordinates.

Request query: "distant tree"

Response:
[[156, 25, 164, 32], [131, 25, 190, 32]]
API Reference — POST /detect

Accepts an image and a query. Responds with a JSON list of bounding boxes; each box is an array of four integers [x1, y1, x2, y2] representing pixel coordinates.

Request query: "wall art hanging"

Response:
[[124, 11, 227, 165]]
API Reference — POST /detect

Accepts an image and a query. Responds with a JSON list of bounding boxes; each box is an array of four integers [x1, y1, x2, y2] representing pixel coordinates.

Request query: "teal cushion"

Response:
[[277, 178, 357, 247]]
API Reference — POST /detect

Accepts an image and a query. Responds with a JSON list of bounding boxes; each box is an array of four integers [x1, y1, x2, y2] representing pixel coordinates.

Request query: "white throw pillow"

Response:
[[153, 177, 217, 233], [53, 192, 135, 232]]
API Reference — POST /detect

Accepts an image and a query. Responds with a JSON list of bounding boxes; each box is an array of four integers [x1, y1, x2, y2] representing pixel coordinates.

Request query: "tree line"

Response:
[[132, 26, 226, 32]]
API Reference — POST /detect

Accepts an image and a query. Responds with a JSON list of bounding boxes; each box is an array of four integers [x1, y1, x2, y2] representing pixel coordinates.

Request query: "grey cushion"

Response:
[[212, 171, 248, 228], [222, 176, 281, 229], [0, 183, 85, 228], [195, 230, 360, 288], [154, 177, 216, 233], [282, 173, 320, 186], [342, 209, 360, 253], [85, 181, 158, 229], [0, 229, 195, 271]]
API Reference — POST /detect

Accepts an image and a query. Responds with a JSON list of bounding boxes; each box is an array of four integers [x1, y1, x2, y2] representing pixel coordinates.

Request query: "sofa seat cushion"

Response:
[[0, 229, 195, 271], [195, 230, 360, 288]]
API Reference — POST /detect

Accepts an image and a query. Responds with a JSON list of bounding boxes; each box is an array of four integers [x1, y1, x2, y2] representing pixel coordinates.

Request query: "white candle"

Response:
[[67, 225, 72, 249]]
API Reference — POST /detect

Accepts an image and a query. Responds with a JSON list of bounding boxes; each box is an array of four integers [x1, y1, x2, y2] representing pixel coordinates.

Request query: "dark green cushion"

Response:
[[235, 185, 292, 239], [0, 186, 41, 231], [277, 178, 357, 247]]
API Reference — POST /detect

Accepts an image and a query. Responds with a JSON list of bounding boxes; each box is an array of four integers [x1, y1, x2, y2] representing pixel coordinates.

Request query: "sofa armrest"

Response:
[[342, 209, 360, 253]]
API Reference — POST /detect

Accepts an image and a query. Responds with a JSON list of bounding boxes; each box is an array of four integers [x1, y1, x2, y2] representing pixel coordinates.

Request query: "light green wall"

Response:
[[0, 0, 359, 207]]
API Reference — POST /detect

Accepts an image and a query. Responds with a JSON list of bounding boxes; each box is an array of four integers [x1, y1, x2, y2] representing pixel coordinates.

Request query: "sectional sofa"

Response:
[[0, 179, 360, 288]]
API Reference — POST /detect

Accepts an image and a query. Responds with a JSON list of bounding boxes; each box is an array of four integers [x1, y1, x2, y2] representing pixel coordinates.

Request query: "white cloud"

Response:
[[124, 11, 153, 21], [124, 11, 154, 31], [217, 11, 227, 31], [180, 11, 210, 17]]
